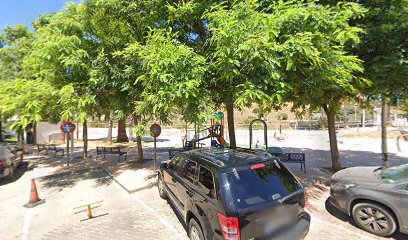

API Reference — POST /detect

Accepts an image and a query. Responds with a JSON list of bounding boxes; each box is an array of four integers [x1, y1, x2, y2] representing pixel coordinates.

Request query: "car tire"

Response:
[[189, 218, 204, 240], [352, 202, 397, 237], [158, 173, 167, 199]]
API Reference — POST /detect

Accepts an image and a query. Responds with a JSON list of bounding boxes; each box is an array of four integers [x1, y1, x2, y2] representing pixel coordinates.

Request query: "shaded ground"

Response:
[[2, 128, 407, 240]]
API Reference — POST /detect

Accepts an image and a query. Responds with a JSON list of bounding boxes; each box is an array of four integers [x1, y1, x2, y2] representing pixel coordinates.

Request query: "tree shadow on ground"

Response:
[[325, 199, 407, 240], [40, 169, 112, 191]]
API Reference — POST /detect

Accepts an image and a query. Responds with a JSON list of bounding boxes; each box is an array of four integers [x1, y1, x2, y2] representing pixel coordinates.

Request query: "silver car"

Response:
[[0, 143, 23, 180], [329, 164, 408, 237]]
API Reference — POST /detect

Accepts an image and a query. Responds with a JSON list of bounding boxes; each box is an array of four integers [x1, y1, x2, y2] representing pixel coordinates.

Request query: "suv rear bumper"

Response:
[[260, 212, 310, 240]]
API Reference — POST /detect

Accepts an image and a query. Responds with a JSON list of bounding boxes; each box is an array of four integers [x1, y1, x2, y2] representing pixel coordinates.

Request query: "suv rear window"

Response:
[[227, 161, 301, 209]]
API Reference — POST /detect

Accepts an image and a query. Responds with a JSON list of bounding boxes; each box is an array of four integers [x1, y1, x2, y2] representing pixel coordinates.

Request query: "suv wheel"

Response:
[[158, 173, 167, 199], [352, 202, 397, 237], [189, 218, 204, 240]]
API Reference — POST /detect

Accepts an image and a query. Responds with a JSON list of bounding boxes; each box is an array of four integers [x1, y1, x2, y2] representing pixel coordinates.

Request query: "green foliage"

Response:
[[0, 79, 57, 130], [269, 1, 368, 114], [205, 0, 281, 109], [354, 0, 408, 99], [58, 84, 96, 122], [135, 29, 209, 124], [0, 24, 33, 80]]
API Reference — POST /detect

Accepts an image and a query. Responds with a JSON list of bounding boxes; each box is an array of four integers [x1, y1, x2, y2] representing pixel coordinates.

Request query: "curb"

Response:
[[102, 166, 158, 194], [35, 166, 103, 180]]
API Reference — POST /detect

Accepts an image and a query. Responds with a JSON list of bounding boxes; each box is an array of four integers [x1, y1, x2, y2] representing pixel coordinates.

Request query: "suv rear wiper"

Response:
[[277, 189, 303, 204]]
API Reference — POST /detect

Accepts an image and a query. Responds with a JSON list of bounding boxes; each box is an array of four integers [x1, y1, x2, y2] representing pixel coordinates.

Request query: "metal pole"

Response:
[[154, 137, 157, 170], [71, 132, 74, 156], [66, 133, 70, 166]]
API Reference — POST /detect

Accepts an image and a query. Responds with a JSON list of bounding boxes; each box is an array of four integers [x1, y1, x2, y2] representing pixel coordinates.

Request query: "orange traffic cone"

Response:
[[24, 179, 45, 208]]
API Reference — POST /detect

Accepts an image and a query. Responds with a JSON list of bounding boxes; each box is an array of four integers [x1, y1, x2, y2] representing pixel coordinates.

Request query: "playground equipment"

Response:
[[249, 119, 268, 150], [274, 125, 285, 141], [185, 112, 228, 150]]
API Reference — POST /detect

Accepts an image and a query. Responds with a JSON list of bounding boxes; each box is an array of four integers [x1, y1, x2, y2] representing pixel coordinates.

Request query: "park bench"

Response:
[[270, 152, 306, 173], [268, 147, 306, 173], [36, 144, 48, 153], [169, 149, 184, 159], [96, 146, 127, 161], [47, 144, 65, 157]]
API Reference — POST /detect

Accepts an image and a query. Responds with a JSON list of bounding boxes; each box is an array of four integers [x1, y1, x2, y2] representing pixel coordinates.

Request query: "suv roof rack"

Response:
[[194, 151, 226, 167], [229, 146, 272, 158], [192, 147, 274, 168]]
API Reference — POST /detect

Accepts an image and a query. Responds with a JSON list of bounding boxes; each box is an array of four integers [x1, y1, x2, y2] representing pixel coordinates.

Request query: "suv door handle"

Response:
[[186, 190, 193, 198], [171, 178, 177, 183]]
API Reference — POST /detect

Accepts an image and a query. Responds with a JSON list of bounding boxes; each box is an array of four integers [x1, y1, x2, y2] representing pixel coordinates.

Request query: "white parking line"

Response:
[[131, 195, 186, 239], [20, 208, 31, 240]]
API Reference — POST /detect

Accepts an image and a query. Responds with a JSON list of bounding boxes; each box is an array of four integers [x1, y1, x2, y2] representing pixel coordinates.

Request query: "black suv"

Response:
[[157, 148, 310, 240]]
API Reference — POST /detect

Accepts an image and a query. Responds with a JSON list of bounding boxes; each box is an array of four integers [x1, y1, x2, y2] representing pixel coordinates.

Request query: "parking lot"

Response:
[[1, 162, 406, 240], [1, 129, 407, 240]]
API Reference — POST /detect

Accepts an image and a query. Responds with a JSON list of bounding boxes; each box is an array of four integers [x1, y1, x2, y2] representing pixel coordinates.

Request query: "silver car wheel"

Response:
[[357, 207, 389, 232], [190, 226, 200, 240], [352, 203, 396, 237]]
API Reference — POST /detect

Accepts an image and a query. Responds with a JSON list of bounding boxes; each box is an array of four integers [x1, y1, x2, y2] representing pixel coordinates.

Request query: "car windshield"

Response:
[[227, 161, 301, 210], [381, 164, 408, 183]]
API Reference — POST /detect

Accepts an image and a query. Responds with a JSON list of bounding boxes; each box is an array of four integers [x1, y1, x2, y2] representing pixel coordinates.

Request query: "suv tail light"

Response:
[[218, 213, 240, 240], [250, 163, 265, 170]]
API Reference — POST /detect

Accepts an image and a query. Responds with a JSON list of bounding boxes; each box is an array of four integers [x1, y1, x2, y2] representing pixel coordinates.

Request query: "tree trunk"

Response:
[[225, 100, 236, 148], [128, 115, 134, 144], [117, 117, 128, 142], [18, 129, 24, 151], [107, 111, 113, 145], [381, 98, 388, 167], [76, 122, 79, 140], [134, 115, 144, 161], [83, 119, 88, 160], [323, 106, 342, 171]]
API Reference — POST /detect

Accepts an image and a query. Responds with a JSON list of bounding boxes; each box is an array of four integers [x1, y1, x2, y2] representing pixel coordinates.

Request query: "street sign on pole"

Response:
[[150, 124, 162, 170], [60, 121, 76, 134], [60, 122, 76, 166]]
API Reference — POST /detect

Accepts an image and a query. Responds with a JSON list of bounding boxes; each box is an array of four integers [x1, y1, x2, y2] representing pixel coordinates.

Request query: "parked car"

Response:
[[0, 143, 23, 180], [157, 148, 310, 240], [330, 164, 408, 237]]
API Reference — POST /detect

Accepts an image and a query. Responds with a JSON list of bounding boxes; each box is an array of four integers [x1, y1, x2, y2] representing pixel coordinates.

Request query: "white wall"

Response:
[[36, 122, 63, 144]]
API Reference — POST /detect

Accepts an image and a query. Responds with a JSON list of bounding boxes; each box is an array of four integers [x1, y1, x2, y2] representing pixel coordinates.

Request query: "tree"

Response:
[[0, 79, 58, 147], [204, 1, 285, 147], [354, 0, 408, 167], [81, 0, 167, 158], [135, 29, 209, 124], [268, 1, 367, 171], [0, 25, 35, 143], [0, 25, 33, 80], [25, 3, 99, 159]]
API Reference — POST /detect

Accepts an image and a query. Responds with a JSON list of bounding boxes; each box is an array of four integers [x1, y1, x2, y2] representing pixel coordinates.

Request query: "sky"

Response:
[[0, 0, 80, 31]]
